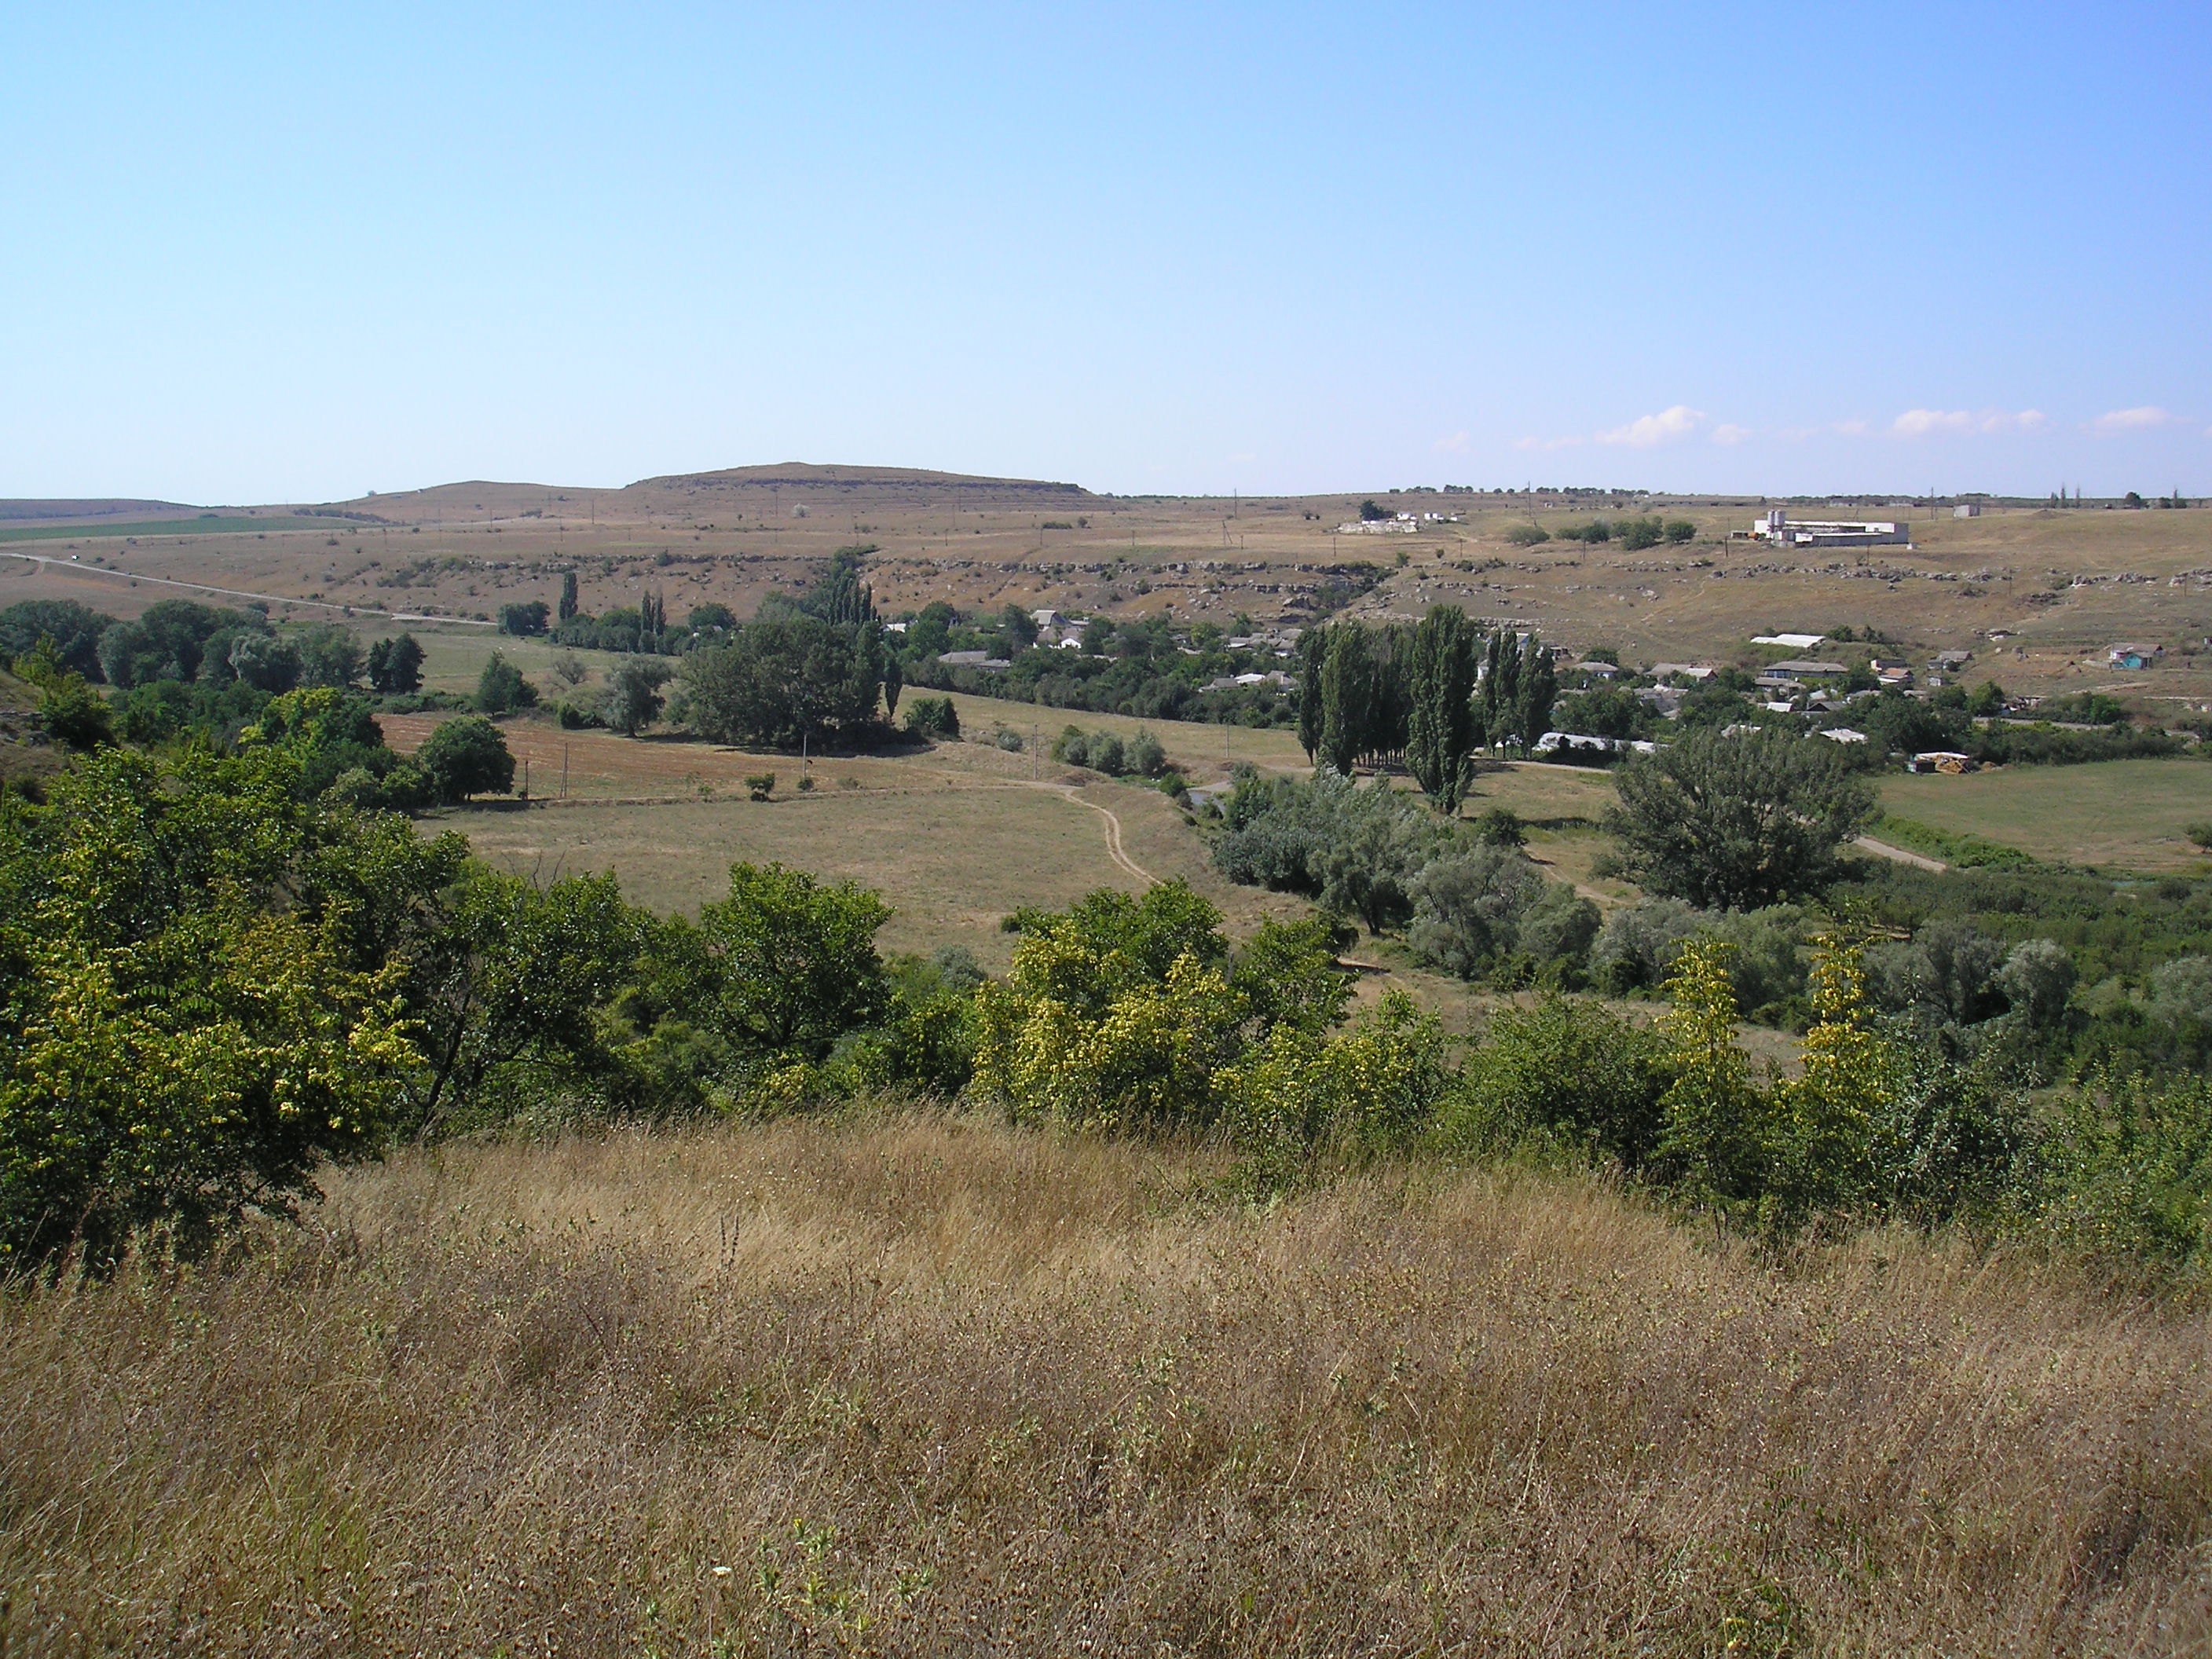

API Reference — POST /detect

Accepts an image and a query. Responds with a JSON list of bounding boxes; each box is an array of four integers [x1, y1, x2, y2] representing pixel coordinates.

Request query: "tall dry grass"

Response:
[[3, 1115, 2208, 1656]]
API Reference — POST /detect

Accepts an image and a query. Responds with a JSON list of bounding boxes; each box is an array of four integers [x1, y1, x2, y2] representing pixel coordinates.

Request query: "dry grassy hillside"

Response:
[[5, 1117, 2207, 1656], [4, 471, 2207, 701]]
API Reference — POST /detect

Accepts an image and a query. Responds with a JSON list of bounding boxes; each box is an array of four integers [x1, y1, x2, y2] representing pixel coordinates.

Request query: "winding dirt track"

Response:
[[1033, 783, 1155, 885]]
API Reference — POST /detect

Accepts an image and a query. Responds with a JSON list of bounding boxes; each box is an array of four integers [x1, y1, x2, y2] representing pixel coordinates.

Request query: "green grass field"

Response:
[[1879, 756, 2212, 871]]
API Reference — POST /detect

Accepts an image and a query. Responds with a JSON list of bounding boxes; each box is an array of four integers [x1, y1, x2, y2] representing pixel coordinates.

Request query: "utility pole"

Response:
[[561, 744, 569, 798]]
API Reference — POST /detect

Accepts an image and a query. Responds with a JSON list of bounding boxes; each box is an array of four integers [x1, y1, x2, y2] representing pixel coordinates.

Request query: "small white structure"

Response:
[[1752, 632, 1827, 650], [1749, 510, 1908, 548], [1818, 727, 1869, 745], [1954, 503, 1982, 518]]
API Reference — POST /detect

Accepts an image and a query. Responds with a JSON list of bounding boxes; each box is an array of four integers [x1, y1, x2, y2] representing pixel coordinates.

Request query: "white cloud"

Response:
[[1892, 408, 1975, 437], [1892, 407, 2046, 438], [1433, 430, 1471, 454], [1710, 423, 1752, 446], [1833, 419, 1870, 438], [2093, 406, 2176, 434], [1598, 405, 1705, 448], [1513, 434, 1584, 452]]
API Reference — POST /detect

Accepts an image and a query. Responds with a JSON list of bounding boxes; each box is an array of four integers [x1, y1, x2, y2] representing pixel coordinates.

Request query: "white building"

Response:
[[1747, 509, 1909, 548]]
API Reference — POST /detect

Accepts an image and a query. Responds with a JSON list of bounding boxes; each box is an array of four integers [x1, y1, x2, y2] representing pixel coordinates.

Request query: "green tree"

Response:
[[695, 862, 892, 1060], [558, 569, 580, 621], [1404, 605, 1478, 813], [1607, 727, 1875, 910], [367, 633, 424, 694], [0, 600, 114, 681], [497, 601, 551, 638], [1296, 628, 1329, 762], [227, 631, 302, 694], [296, 624, 365, 690], [683, 617, 891, 749], [474, 650, 538, 714], [13, 638, 112, 750], [416, 716, 515, 802], [391, 866, 639, 1138], [0, 748, 416, 1268], [603, 657, 673, 737], [1320, 621, 1384, 773]]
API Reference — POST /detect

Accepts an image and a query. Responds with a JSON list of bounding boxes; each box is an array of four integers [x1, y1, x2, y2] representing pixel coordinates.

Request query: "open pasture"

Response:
[[1880, 756, 2212, 873]]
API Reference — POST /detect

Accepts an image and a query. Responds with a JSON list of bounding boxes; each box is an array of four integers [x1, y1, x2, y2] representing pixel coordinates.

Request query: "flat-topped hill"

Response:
[[629, 461, 1090, 496]]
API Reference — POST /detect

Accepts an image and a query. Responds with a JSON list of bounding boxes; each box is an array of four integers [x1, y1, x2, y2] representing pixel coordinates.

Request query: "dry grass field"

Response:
[[1880, 757, 2212, 872], [5, 464, 2210, 701], [4, 1115, 2208, 1656]]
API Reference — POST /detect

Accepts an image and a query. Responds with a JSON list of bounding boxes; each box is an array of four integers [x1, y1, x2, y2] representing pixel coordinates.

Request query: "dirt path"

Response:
[[1031, 783, 1155, 884], [1851, 834, 1948, 873], [0, 548, 492, 626]]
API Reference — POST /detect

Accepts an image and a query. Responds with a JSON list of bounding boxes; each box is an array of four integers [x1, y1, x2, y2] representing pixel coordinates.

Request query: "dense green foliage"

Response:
[[1608, 727, 1876, 909], [680, 616, 897, 751]]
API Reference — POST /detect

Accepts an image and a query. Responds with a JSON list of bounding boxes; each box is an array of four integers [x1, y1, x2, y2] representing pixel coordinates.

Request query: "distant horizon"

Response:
[[0, 467, 2195, 516]]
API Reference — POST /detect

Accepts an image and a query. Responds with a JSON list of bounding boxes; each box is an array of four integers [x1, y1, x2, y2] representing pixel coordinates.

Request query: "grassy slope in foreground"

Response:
[[6, 1117, 2206, 1654]]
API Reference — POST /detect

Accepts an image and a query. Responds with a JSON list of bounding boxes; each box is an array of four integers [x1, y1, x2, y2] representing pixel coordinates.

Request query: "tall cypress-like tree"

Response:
[[1297, 628, 1329, 763], [1479, 628, 1523, 751], [1406, 606, 1478, 813], [1320, 622, 1378, 775], [1514, 634, 1558, 756], [558, 569, 579, 622]]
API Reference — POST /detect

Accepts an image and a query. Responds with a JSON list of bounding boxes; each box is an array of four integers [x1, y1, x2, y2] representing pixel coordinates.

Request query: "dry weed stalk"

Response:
[[3, 1115, 2208, 1655]]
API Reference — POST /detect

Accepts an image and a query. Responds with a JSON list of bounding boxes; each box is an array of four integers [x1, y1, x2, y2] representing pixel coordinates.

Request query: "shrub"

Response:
[[1470, 805, 1525, 846], [1439, 996, 1668, 1165], [1664, 519, 1697, 544], [1503, 523, 1550, 547], [1406, 845, 1598, 982], [903, 696, 959, 740], [744, 772, 775, 801], [1126, 729, 1166, 776]]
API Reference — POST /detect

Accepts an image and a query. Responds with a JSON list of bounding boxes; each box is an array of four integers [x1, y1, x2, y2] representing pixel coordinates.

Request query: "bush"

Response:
[[1126, 729, 1166, 776], [1503, 523, 1550, 548], [903, 696, 959, 740], [1406, 845, 1598, 983], [1438, 997, 1668, 1166], [745, 772, 775, 801], [1214, 770, 1451, 932], [1664, 519, 1697, 544]]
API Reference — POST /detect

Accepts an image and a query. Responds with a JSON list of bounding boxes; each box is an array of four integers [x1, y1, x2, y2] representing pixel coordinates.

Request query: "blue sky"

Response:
[[3, 2, 2207, 502]]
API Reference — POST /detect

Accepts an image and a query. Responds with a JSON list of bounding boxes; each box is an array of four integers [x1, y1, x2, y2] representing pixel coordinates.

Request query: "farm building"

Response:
[[1767, 659, 1850, 678], [1744, 511, 1910, 548], [1910, 751, 1977, 775], [2108, 642, 2164, 669]]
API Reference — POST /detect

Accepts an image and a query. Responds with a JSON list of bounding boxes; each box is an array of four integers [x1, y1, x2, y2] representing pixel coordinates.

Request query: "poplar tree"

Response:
[[1297, 629, 1329, 763], [1320, 622, 1379, 775], [1405, 605, 1477, 813], [558, 569, 580, 622]]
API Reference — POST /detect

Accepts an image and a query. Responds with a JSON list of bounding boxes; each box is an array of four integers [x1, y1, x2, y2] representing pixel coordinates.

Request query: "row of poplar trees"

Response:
[[1295, 607, 1557, 813]]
